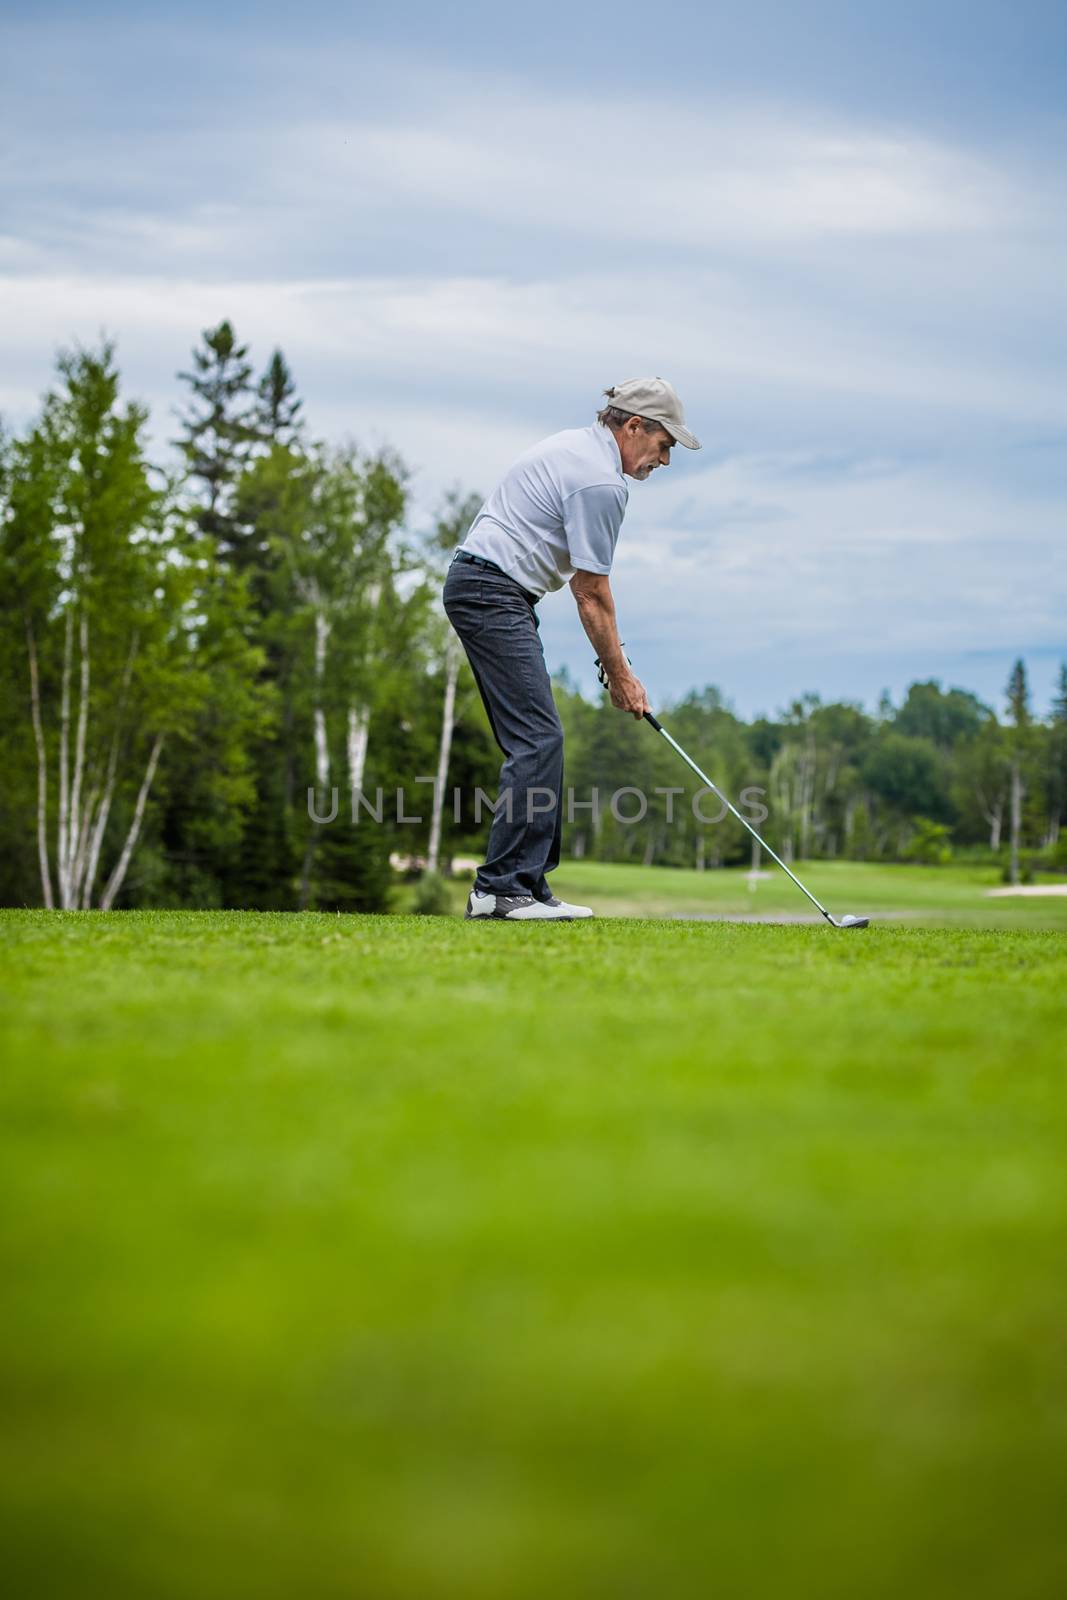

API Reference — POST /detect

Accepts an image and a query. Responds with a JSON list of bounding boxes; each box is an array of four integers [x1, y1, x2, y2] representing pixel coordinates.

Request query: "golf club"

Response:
[[645, 712, 869, 928], [595, 658, 870, 929]]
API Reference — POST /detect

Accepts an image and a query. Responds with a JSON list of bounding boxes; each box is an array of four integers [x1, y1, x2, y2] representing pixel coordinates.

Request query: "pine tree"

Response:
[[175, 319, 256, 555], [255, 350, 304, 448], [1053, 664, 1067, 723]]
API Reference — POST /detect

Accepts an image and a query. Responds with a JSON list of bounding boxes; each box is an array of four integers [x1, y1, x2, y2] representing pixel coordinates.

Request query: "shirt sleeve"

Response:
[[563, 483, 627, 574]]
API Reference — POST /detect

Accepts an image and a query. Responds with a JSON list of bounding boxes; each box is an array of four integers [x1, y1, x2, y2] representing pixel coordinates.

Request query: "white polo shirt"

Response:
[[460, 423, 629, 598]]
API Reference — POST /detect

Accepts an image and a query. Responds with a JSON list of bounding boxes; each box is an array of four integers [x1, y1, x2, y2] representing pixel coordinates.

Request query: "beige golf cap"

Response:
[[603, 376, 701, 450]]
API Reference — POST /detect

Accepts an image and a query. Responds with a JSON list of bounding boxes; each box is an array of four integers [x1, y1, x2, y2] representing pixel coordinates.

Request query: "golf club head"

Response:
[[836, 914, 870, 929]]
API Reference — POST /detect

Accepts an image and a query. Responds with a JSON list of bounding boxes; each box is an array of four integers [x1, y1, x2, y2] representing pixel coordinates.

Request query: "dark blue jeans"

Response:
[[443, 556, 563, 899]]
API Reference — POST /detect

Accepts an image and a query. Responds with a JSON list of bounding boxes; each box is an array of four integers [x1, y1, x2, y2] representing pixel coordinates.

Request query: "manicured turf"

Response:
[[3, 906, 1067, 1598], [553, 858, 1067, 928], [409, 857, 1067, 929]]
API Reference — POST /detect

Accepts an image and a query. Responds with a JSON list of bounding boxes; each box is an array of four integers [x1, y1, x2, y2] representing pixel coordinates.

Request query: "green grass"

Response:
[[400, 856, 1067, 930], [552, 857, 1067, 928], [3, 906, 1067, 1598]]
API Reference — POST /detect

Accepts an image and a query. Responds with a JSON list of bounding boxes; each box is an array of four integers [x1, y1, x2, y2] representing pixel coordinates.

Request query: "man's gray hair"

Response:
[[597, 392, 666, 435]]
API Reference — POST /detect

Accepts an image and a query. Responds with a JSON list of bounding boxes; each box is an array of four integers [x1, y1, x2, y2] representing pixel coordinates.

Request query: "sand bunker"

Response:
[[985, 884, 1067, 898]]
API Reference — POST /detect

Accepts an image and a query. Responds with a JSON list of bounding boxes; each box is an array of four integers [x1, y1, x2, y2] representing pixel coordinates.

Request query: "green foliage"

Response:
[[309, 817, 394, 914], [230, 438, 415, 913], [950, 719, 1010, 847], [1002, 850, 1037, 885], [902, 816, 953, 865], [427, 485, 484, 570], [412, 869, 452, 915], [894, 679, 990, 747], [862, 731, 950, 821], [0, 340, 267, 909]]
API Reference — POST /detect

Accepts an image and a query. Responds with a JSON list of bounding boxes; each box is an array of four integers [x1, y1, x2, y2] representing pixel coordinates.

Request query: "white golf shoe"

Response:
[[464, 890, 594, 921]]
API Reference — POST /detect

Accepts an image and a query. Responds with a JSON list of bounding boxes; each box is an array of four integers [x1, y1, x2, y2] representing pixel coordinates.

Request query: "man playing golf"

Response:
[[444, 377, 701, 921]]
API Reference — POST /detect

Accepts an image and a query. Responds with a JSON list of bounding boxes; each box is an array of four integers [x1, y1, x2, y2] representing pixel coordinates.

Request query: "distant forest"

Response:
[[2, 324, 1065, 911]]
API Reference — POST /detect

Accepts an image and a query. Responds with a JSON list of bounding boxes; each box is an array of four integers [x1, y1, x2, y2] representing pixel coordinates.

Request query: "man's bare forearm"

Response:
[[569, 571, 649, 716], [574, 591, 627, 676]]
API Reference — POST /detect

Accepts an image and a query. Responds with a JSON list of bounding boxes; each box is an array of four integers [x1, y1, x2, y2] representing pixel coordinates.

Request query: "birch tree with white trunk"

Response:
[[0, 342, 263, 909], [427, 631, 461, 874], [422, 490, 483, 875], [1005, 659, 1031, 887], [246, 440, 409, 906]]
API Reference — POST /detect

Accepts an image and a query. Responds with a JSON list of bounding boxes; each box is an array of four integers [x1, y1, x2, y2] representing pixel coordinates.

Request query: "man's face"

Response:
[[617, 417, 675, 481]]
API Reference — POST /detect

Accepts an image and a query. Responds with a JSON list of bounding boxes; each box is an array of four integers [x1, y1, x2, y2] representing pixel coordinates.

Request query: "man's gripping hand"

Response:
[[607, 669, 651, 720], [594, 654, 651, 720]]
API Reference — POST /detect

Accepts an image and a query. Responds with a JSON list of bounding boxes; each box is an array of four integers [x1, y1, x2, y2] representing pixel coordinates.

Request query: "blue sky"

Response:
[[2, 0, 1065, 719]]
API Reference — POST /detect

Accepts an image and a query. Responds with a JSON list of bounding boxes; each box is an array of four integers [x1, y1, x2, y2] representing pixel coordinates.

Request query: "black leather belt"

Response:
[[451, 548, 538, 605], [453, 549, 504, 574]]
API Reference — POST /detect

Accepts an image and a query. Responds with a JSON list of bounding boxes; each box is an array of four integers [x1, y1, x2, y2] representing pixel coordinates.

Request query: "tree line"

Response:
[[1, 327, 1064, 911], [554, 668, 1066, 884]]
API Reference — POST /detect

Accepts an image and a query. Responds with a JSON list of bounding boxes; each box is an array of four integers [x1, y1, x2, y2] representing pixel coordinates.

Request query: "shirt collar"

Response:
[[594, 421, 624, 477]]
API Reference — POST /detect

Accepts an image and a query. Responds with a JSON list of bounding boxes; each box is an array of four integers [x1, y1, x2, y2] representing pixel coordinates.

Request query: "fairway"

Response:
[[401, 858, 1067, 931], [3, 906, 1067, 1597], [550, 859, 1067, 929]]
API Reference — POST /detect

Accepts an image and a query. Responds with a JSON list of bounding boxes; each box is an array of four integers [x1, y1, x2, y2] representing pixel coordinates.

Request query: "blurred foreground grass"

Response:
[[2, 909, 1067, 1598]]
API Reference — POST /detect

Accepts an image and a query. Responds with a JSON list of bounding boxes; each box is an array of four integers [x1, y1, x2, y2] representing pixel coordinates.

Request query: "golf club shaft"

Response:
[[643, 712, 834, 923]]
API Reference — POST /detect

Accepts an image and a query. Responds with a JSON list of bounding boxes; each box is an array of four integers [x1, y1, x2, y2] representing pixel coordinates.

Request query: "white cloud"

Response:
[[589, 457, 1063, 660], [2, 265, 1063, 449], [290, 100, 1014, 247]]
